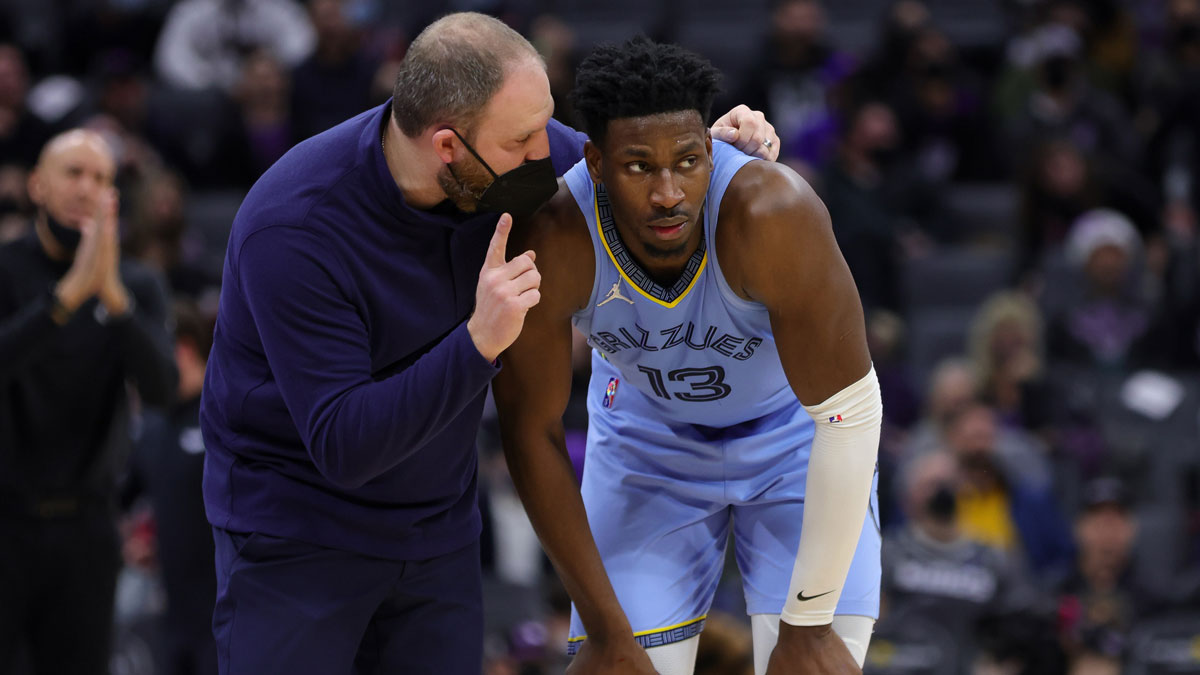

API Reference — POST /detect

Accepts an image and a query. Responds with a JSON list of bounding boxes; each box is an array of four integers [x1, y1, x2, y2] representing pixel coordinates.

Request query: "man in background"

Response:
[[0, 129, 176, 674]]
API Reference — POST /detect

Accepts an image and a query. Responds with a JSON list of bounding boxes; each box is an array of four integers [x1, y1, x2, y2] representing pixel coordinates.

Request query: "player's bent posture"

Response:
[[492, 38, 882, 675]]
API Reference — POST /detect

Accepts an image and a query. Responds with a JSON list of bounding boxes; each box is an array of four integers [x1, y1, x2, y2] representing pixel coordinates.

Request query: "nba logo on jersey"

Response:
[[829, 414, 843, 423], [603, 378, 619, 408]]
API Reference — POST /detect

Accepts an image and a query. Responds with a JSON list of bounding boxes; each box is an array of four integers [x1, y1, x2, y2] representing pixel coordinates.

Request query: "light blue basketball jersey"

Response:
[[561, 142, 881, 649], [565, 140, 800, 428]]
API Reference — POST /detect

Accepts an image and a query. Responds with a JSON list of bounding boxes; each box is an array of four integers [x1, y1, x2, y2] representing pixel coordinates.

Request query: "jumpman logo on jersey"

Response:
[[597, 279, 635, 307]]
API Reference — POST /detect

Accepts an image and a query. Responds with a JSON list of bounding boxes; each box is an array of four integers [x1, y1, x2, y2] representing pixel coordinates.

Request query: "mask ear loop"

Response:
[[448, 127, 499, 179]]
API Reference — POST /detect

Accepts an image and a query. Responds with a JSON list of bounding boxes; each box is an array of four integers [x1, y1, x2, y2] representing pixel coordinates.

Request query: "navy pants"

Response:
[[212, 528, 482, 675]]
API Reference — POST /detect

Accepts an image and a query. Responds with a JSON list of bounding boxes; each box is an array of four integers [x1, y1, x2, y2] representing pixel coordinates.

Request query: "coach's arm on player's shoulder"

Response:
[[722, 161, 881, 675], [491, 189, 658, 674]]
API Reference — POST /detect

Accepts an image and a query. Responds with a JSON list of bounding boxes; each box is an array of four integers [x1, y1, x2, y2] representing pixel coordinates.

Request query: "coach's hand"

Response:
[[712, 104, 780, 161], [567, 636, 658, 675], [766, 622, 860, 675], [468, 213, 541, 363]]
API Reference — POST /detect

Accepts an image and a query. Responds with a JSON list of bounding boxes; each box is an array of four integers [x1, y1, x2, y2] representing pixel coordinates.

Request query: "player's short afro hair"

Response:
[[570, 36, 722, 147]]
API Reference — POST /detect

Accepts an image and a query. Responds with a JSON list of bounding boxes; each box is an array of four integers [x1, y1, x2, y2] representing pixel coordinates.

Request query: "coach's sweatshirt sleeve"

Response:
[[237, 226, 498, 489]]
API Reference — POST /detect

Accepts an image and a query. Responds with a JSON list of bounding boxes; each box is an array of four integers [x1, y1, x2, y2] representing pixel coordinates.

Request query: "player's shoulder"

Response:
[[517, 178, 590, 251], [719, 158, 832, 251], [516, 179, 595, 312], [724, 160, 829, 229]]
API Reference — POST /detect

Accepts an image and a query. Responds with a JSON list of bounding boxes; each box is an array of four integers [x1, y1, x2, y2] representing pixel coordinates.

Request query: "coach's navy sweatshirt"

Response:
[[200, 102, 585, 560]]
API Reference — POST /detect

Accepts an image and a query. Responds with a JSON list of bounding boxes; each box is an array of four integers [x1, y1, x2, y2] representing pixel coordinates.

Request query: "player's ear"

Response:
[[705, 130, 713, 166], [584, 140, 602, 183]]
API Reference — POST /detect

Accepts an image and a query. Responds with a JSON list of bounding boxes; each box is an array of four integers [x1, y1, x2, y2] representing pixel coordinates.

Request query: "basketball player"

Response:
[[492, 38, 882, 675]]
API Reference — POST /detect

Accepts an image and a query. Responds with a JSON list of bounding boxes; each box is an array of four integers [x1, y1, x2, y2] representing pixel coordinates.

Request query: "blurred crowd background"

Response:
[[1, 0, 1198, 673]]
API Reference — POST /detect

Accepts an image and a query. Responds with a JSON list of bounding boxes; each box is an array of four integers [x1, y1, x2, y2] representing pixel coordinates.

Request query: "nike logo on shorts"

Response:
[[796, 589, 835, 602]]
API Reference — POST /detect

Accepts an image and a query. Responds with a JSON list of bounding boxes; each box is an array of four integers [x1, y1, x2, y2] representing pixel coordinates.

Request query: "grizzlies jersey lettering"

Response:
[[566, 140, 799, 427]]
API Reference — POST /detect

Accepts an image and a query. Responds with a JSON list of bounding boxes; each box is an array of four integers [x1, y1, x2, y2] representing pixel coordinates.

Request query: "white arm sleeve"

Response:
[[780, 366, 882, 626]]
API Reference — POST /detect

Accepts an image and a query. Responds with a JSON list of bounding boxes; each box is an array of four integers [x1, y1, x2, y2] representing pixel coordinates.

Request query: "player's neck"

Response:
[[622, 215, 705, 288], [383, 120, 451, 210]]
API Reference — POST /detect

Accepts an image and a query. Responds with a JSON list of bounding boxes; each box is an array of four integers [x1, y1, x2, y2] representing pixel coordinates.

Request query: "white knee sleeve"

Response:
[[646, 635, 700, 675], [750, 614, 874, 675]]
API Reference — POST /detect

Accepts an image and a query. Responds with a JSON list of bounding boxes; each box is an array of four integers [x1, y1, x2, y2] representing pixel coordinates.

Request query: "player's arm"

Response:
[[724, 162, 881, 673], [492, 189, 655, 673]]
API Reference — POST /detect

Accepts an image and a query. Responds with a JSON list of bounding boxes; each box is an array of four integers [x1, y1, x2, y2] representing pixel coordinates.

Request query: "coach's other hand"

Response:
[[468, 213, 542, 363], [712, 104, 780, 161]]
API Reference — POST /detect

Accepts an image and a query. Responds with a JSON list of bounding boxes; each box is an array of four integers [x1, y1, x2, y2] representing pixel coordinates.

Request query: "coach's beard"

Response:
[[438, 159, 491, 213]]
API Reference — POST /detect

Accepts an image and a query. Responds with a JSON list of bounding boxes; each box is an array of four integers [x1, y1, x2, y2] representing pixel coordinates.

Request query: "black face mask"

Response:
[[927, 483, 957, 522], [42, 210, 82, 253], [450, 128, 557, 218]]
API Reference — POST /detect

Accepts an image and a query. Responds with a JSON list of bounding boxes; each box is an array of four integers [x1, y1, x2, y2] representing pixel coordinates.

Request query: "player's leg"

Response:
[[211, 527, 398, 675], [726, 403, 881, 675], [354, 539, 483, 675], [646, 635, 701, 675], [567, 364, 730, 675], [749, 613, 875, 673]]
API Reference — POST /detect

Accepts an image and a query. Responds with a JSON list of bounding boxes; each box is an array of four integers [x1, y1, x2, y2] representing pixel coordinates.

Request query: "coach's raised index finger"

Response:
[[485, 213, 514, 268]]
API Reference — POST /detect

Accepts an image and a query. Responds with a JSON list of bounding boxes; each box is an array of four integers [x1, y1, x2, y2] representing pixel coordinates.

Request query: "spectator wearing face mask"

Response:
[[879, 451, 1036, 673], [943, 402, 1074, 582], [0, 129, 176, 674]]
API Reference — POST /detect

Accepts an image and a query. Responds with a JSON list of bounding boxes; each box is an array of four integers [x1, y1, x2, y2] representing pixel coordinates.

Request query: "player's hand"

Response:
[[765, 622, 860, 675], [468, 213, 541, 362], [712, 104, 780, 161], [566, 635, 658, 675]]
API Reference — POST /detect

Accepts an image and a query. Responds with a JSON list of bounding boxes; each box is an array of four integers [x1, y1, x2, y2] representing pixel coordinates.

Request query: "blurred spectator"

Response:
[[529, 14, 578, 128], [290, 0, 381, 143], [1044, 0, 1140, 102], [233, 50, 293, 178], [1001, 23, 1139, 168], [60, 0, 169, 79], [1056, 477, 1147, 664], [857, 0, 933, 97], [83, 53, 165, 192], [870, 309, 921, 531], [124, 301, 217, 675], [0, 130, 176, 674], [1066, 650, 1122, 675], [123, 169, 219, 300], [0, 43, 53, 169], [1140, 0, 1200, 232], [945, 402, 1073, 580], [820, 100, 905, 313], [968, 292, 1056, 434], [0, 162, 31, 242], [903, 357, 978, 460], [1016, 138, 1100, 281], [734, 0, 856, 172], [869, 309, 921, 431], [1045, 209, 1158, 369], [153, 0, 315, 93], [884, 24, 996, 185], [881, 451, 1034, 673]]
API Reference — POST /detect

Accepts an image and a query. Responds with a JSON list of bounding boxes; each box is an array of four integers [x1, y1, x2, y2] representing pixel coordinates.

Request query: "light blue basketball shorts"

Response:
[[567, 358, 881, 655]]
